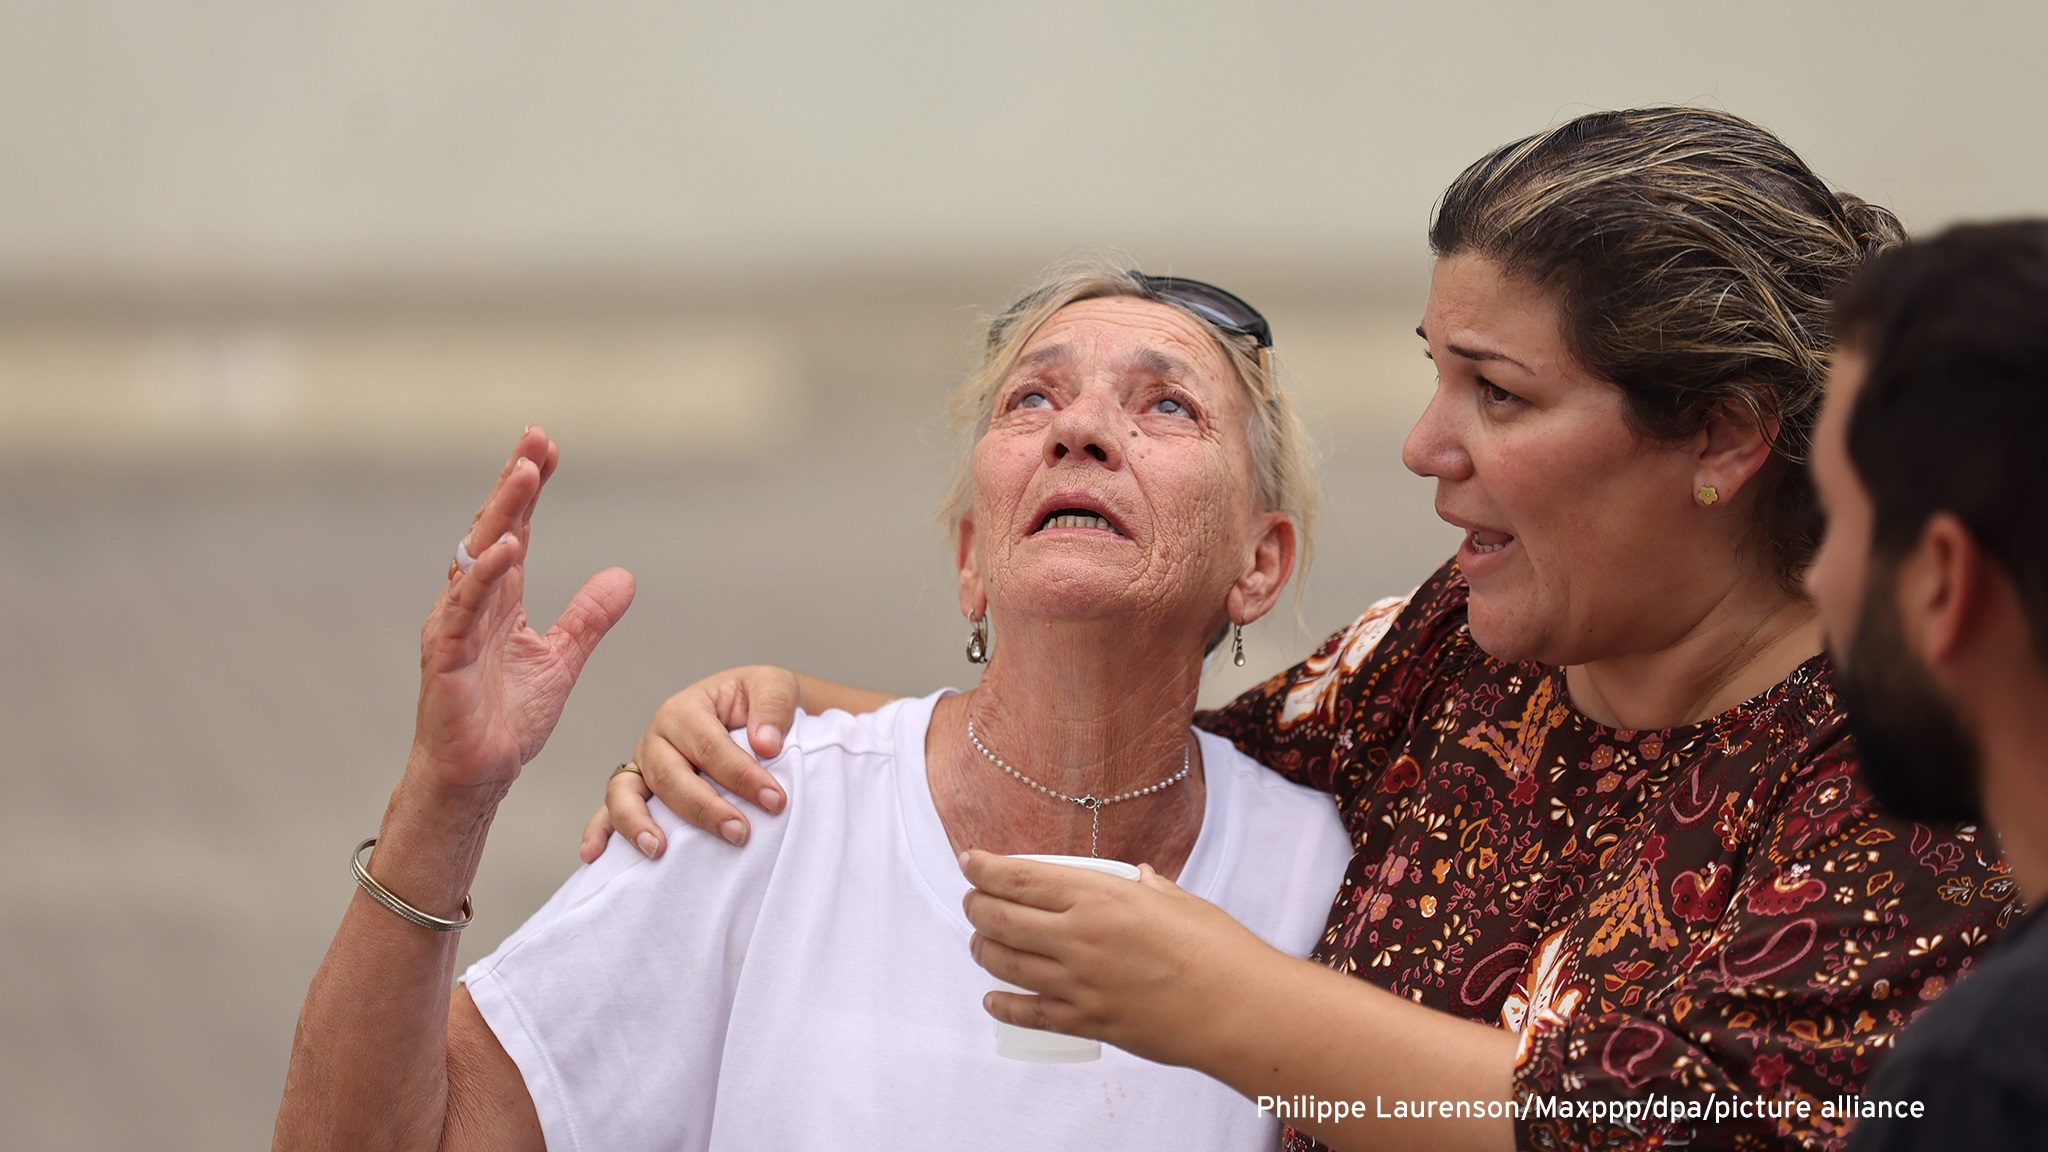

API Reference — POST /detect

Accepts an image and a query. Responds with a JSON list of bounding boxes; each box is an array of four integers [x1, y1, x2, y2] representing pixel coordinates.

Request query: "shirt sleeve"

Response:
[[460, 780, 791, 1152], [1510, 730, 2015, 1152], [1196, 558, 1465, 794]]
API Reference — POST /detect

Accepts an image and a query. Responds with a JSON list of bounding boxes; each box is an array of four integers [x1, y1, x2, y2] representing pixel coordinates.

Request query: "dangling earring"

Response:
[[965, 615, 988, 664], [1695, 485, 1720, 507], [1231, 622, 1245, 667]]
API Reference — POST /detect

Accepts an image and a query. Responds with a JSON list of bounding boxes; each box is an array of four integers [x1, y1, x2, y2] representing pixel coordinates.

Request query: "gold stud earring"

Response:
[[1696, 485, 1719, 507]]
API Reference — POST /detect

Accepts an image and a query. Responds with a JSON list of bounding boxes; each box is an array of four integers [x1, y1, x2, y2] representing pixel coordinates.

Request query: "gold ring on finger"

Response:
[[611, 761, 644, 780]]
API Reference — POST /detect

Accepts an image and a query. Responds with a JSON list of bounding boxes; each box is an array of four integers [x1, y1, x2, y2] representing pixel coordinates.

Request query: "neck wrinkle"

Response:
[[967, 614, 1206, 796], [928, 612, 1213, 866]]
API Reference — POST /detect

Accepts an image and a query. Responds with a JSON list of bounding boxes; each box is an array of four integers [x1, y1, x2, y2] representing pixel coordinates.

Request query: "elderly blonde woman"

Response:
[[273, 269, 1353, 1150]]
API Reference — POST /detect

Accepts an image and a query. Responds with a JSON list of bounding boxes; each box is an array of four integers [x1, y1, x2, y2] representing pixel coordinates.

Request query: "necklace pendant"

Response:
[[964, 714, 1192, 859]]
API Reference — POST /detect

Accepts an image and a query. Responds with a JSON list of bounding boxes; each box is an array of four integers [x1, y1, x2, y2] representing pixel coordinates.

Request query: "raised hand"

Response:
[[411, 426, 636, 796]]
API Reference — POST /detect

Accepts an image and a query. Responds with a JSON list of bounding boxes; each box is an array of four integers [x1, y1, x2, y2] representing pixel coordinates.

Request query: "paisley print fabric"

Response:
[[1199, 560, 2015, 1151]]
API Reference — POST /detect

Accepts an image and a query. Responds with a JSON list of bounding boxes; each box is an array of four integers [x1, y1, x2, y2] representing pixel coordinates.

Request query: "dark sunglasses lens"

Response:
[[1139, 276, 1272, 348]]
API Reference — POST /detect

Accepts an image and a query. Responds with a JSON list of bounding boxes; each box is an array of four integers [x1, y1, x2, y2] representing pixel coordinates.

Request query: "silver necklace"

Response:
[[964, 714, 1192, 857]]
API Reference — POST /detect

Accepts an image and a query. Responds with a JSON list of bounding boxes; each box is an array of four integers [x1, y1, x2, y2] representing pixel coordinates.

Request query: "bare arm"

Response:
[[1192, 943, 1515, 1151], [275, 428, 632, 1151], [578, 669, 897, 861], [792, 673, 900, 717], [276, 780, 542, 1152]]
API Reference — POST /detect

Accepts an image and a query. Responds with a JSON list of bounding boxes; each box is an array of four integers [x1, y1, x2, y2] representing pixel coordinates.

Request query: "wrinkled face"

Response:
[[1406, 253, 1724, 665], [960, 296, 1274, 639], [1808, 350, 1984, 822]]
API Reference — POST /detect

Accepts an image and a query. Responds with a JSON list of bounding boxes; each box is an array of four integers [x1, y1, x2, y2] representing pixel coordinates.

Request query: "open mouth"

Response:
[[1038, 509, 1123, 535], [1466, 529, 1513, 555]]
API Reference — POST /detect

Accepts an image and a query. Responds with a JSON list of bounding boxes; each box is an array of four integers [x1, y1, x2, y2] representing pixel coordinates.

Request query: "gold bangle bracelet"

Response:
[[351, 837, 474, 932]]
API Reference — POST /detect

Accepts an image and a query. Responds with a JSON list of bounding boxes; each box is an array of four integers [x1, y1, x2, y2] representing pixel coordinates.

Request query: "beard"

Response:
[[1832, 566, 1985, 825]]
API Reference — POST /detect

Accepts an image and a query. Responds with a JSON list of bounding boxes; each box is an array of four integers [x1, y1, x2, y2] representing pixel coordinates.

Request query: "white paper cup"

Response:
[[989, 853, 1141, 1063]]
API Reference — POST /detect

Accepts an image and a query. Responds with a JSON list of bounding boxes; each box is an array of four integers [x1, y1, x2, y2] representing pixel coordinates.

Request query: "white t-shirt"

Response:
[[463, 691, 1352, 1152]]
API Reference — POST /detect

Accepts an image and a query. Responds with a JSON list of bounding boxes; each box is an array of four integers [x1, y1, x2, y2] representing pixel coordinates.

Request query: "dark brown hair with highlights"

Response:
[[1430, 106, 1904, 583]]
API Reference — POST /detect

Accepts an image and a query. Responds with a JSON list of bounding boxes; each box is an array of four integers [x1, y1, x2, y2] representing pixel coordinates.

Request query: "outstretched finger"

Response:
[[434, 530, 522, 658], [473, 428, 548, 519], [462, 455, 543, 566], [511, 431, 561, 549], [536, 433, 561, 487], [472, 431, 535, 525], [541, 567, 637, 681]]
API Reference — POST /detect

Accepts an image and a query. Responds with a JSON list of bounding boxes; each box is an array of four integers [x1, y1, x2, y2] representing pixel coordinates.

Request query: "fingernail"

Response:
[[720, 819, 747, 846], [758, 725, 783, 748], [959, 851, 972, 868], [636, 831, 659, 859], [759, 787, 783, 813]]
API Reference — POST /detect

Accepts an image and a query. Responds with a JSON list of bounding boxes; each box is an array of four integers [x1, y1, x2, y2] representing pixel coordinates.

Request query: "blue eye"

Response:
[[1153, 396, 1189, 417], [1017, 391, 1051, 409]]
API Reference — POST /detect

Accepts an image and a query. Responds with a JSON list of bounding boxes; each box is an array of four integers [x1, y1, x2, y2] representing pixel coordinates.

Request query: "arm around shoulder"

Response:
[[795, 672, 898, 717], [591, 667, 902, 858], [1199, 561, 1465, 792]]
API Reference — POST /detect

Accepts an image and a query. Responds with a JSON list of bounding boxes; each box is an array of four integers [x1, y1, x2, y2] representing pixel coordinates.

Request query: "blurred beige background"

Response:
[[3, 2, 2044, 1148]]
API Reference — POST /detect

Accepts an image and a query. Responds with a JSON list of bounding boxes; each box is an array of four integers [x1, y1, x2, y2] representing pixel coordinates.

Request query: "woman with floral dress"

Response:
[[584, 109, 2009, 1151]]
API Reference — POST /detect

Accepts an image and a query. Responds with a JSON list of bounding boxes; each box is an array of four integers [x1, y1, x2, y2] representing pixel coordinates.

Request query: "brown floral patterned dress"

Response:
[[1200, 560, 2017, 1152]]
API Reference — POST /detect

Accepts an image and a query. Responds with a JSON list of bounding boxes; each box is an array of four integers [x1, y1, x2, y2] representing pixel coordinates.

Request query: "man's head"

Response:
[[1809, 220, 2048, 824]]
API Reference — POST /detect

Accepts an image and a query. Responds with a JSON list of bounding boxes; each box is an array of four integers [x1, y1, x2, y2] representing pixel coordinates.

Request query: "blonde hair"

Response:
[[937, 257, 1317, 589]]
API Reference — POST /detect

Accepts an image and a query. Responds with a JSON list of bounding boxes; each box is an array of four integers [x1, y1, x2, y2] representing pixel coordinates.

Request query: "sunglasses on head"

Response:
[[1134, 274, 1273, 350], [993, 272, 1274, 352]]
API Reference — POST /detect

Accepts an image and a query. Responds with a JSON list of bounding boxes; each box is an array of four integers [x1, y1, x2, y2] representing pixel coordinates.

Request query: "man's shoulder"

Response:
[[1875, 911, 2048, 1084], [1853, 914, 2048, 1149]]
